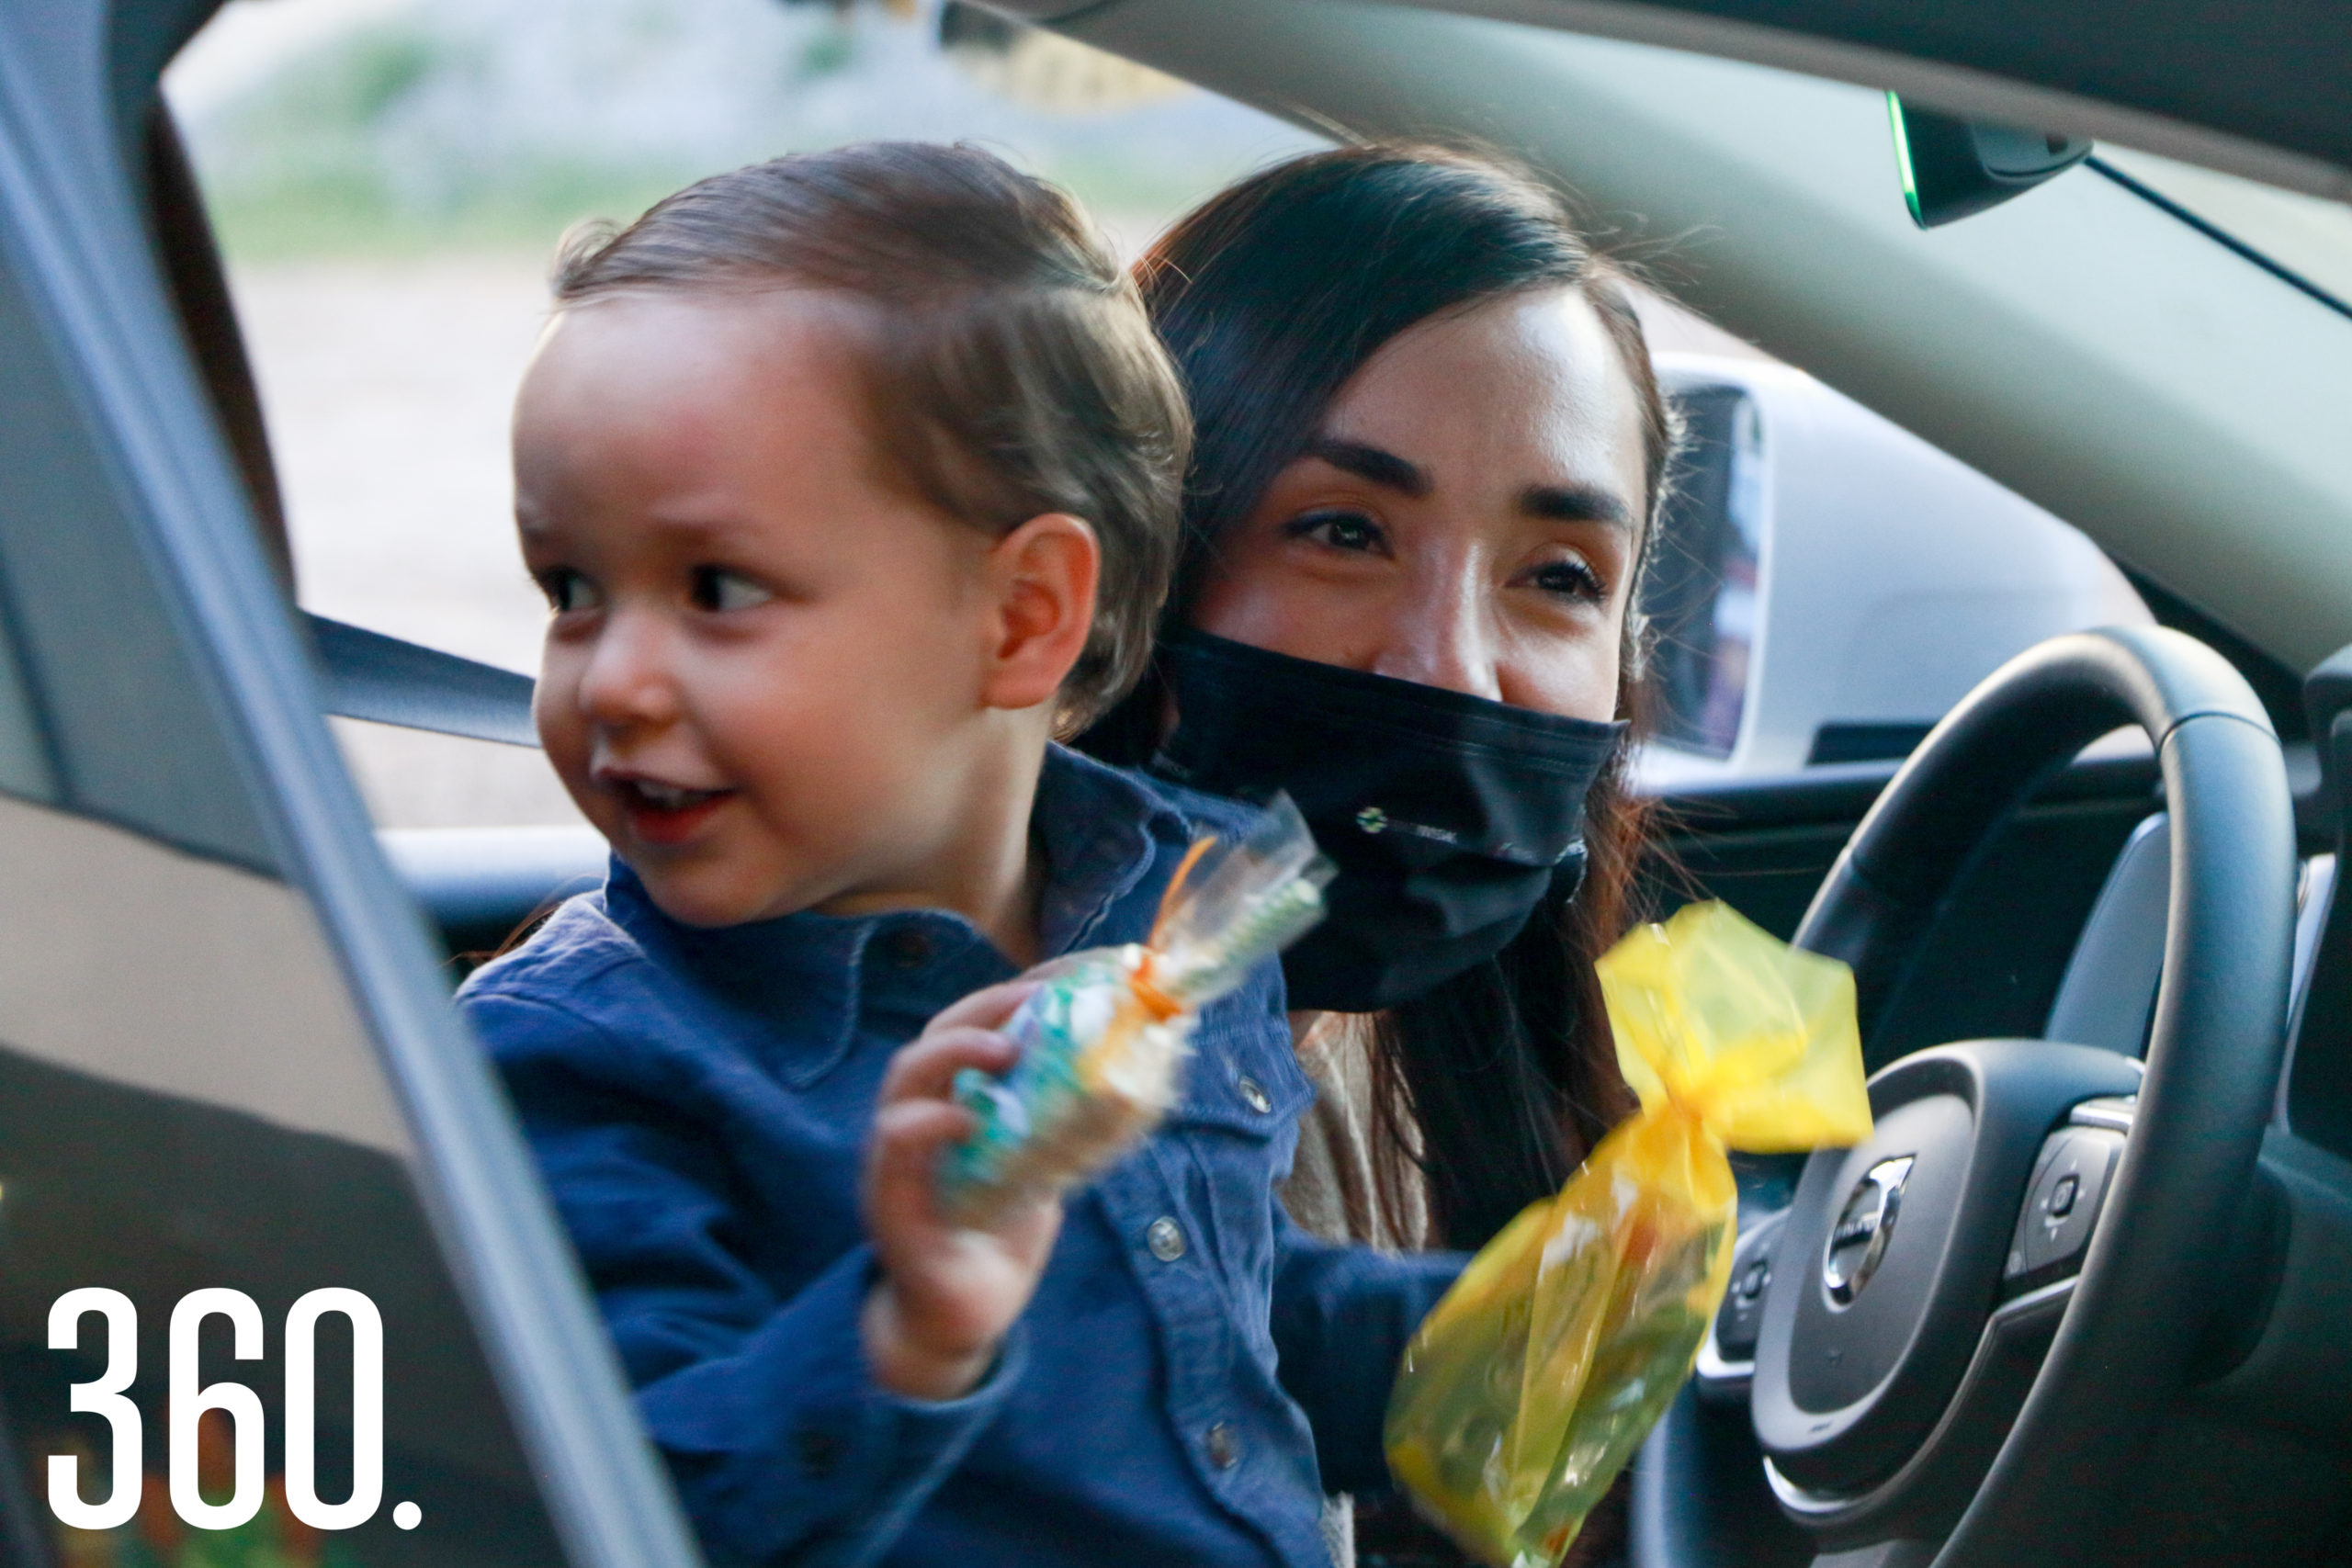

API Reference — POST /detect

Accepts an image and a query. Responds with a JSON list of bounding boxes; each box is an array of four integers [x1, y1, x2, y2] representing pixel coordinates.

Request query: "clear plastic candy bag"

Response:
[[937, 796, 1331, 1226], [1385, 900, 1871, 1567]]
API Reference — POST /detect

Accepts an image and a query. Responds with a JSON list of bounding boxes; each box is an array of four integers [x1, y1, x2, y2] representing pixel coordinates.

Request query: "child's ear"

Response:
[[978, 513, 1100, 714]]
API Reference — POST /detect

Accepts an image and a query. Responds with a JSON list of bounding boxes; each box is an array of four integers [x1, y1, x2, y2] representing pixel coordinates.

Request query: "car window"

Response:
[[0, 281, 571, 1568], [0, 581, 56, 806], [163, 0, 1328, 831], [2092, 146, 2352, 309], [0, 5, 702, 1550], [1644, 383, 1766, 759], [0, 818, 571, 1565], [1633, 354, 2150, 785]]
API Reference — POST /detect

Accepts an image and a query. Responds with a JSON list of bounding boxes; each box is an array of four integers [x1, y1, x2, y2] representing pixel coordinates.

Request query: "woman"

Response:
[[1086, 144, 1677, 1563]]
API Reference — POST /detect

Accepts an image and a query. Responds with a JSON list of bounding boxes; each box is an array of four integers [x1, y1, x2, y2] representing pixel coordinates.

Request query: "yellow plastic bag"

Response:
[[1384, 901, 1871, 1567]]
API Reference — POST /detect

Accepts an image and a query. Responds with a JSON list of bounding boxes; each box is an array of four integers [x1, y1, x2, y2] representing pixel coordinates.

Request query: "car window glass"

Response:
[[2093, 146, 2352, 307], [0, 790, 573, 1566], [0, 79, 578, 1557], [0, 589, 57, 804], [162, 0, 1328, 831], [1643, 383, 1765, 759]]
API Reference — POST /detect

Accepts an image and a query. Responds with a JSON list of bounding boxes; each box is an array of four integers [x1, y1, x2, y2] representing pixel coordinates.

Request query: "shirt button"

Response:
[[1146, 1216, 1186, 1261], [1204, 1422, 1241, 1471], [1236, 1076, 1271, 1114], [880, 928, 934, 968]]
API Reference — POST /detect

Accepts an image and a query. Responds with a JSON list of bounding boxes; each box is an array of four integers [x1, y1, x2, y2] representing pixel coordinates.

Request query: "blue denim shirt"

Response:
[[461, 746, 1462, 1567]]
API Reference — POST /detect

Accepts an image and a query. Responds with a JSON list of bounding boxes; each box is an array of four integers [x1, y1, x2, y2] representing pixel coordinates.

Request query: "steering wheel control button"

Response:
[[1146, 1216, 1187, 1262], [1712, 1259, 1769, 1363], [1236, 1076, 1271, 1114], [2047, 1173, 2079, 1218], [1823, 1155, 1914, 1306], [2007, 1126, 2125, 1283], [1706, 1209, 1785, 1372], [1701, 1208, 1784, 1387], [1716, 1258, 1772, 1361]]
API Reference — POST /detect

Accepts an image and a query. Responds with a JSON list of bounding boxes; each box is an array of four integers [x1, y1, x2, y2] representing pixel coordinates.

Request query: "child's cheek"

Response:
[[531, 665, 598, 803]]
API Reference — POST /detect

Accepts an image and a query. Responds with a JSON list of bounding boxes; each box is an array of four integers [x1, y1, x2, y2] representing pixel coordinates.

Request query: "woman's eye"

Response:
[[1529, 558, 1606, 603], [689, 566, 774, 614], [537, 569, 601, 615], [1287, 510, 1388, 555]]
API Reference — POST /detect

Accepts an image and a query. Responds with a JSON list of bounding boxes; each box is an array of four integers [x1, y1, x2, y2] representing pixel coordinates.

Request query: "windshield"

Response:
[[2094, 145, 2352, 310], [166, 0, 2352, 824]]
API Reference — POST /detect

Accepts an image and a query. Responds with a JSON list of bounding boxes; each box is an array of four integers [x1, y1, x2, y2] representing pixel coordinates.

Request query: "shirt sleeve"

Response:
[[469, 990, 1022, 1568], [1267, 1205, 1465, 1495]]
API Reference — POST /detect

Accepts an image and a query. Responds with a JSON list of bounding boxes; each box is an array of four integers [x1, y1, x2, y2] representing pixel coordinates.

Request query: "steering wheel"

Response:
[[1744, 626, 2295, 1567]]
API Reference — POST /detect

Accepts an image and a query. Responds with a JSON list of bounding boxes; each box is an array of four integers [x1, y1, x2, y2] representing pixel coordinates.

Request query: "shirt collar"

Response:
[[603, 746, 1193, 1084], [1030, 741, 1186, 954]]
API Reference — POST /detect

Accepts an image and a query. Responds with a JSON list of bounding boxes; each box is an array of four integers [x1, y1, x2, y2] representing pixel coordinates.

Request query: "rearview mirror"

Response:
[[1888, 94, 2092, 228]]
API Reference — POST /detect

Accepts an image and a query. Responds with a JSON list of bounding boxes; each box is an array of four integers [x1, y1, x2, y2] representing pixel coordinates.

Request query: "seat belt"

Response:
[[306, 614, 537, 747]]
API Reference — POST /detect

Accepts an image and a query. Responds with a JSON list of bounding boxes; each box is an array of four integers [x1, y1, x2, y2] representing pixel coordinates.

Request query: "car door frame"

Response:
[[0, 3, 703, 1563]]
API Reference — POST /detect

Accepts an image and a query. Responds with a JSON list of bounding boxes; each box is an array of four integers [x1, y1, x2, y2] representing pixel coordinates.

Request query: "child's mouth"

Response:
[[612, 777, 735, 844]]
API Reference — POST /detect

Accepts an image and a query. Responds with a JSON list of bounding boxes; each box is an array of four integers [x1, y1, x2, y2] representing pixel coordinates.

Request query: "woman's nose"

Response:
[[1369, 574, 1503, 701]]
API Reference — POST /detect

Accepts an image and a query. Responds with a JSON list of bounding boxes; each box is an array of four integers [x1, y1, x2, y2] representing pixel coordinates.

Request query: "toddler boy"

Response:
[[462, 143, 1457, 1567]]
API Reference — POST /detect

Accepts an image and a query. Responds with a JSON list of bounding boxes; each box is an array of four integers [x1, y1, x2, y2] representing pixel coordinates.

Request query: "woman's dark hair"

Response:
[[1091, 143, 1673, 1248], [552, 141, 1190, 730]]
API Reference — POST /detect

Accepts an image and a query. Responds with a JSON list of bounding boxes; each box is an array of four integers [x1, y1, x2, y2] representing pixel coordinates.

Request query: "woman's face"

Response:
[[1189, 285, 1647, 721]]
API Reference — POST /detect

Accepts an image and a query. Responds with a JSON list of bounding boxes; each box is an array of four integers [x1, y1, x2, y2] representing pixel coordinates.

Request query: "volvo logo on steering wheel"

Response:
[[1822, 1156, 1915, 1306]]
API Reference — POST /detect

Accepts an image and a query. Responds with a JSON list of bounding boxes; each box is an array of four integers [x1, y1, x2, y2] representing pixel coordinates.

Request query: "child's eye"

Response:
[[537, 569, 601, 615], [1526, 557, 1606, 604], [1285, 510, 1389, 556], [689, 566, 774, 614]]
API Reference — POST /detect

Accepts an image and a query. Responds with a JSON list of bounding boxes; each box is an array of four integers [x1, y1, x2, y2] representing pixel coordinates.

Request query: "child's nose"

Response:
[[575, 611, 683, 728]]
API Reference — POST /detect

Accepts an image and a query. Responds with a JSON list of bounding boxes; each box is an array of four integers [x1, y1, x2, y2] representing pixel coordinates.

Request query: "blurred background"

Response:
[[166, 0, 1759, 829]]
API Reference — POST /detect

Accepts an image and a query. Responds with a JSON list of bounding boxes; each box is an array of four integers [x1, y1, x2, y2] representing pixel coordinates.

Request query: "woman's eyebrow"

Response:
[[1303, 436, 1430, 498], [1521, 482, 1635, 529]]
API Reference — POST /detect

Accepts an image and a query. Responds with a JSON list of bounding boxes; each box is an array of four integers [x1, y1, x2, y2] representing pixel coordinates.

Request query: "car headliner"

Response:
[[1010, 0, 2352, 203], [1014, 0, 2352, 674]]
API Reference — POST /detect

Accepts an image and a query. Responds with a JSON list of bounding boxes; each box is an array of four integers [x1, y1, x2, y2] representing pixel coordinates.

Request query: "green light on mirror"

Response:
[[1888, 93, 2093, 229]]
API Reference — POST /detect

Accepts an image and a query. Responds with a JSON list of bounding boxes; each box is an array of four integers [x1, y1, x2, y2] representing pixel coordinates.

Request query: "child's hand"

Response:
[[862, 979, 1061, 1402]]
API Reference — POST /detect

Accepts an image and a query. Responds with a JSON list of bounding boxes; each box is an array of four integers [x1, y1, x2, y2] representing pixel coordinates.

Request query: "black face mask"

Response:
[[1150, 629, 1625, 1013]]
